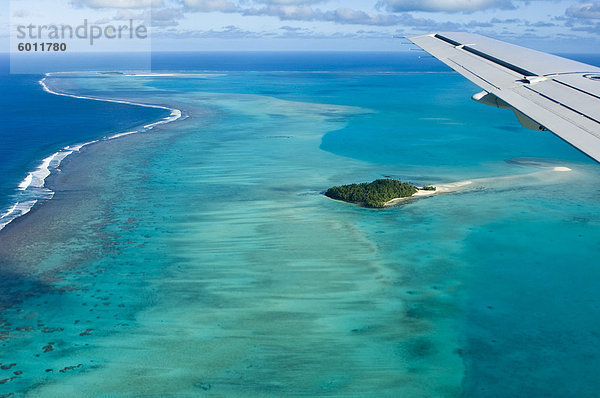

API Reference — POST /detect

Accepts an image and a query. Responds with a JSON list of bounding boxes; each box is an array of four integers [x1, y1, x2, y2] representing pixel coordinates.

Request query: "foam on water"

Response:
[[0, 76, 184, 232], [0, 200, 37, 230]]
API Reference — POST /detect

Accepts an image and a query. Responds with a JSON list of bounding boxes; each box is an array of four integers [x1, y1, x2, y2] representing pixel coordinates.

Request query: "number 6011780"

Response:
[[17, 42, 67, 51]]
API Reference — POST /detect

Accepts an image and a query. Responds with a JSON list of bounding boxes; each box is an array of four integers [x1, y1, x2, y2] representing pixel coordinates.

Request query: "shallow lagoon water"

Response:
[[0, 66, 599, 397]]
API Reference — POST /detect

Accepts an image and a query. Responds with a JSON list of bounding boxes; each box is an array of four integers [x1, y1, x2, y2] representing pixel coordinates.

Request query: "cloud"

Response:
[[394, 13, 462, 30], [529, 21, 555, 27], [182, 0, 238, 12], [466, 20, 493, 27], [71, 0, 163, 8], [322, 8, 400, 26], [158, 25, 268, 38], [570, 22, 600, 33], [243, 5, 315, 20], [566, 2, 600, 19], [151, 8, 185, 25], [112, 8, 184, 26], [276, 28, 396, 40], [112, 9, 137, 19], [243, 5, 402, 25], [156, 24, 393, 41], [256, 0, 325, 4], [240, 4, 478, 29], [376, 0, 515, 13], [279, 25, 304, 31], [490, 17, 520, 24], [12, 9, 31, 18]]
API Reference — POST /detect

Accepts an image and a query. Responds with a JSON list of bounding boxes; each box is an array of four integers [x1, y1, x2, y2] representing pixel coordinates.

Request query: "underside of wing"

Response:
[[408, 32, 600, 162]]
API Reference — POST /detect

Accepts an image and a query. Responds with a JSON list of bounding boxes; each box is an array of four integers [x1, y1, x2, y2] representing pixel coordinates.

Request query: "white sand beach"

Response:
[[385, 180, 474, 206], [385, 164, 573, 206]]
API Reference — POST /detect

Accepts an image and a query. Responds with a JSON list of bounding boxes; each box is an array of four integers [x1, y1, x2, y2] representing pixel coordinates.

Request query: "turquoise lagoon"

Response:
[[0, 57, 599, 397]]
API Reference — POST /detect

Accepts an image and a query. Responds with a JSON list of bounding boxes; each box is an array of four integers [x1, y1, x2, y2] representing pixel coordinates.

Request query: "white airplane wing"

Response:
[[408, 32, 600, 162]]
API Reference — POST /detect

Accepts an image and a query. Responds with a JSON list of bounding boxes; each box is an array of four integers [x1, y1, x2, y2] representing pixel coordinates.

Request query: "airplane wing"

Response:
[[408, 32, 600, 162]]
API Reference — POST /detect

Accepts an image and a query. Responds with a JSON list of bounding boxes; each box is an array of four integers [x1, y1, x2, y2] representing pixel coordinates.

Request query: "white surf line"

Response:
[[39, 75, 183, 135], [0, 74, 183, 232], [0, 200, 39, 231]]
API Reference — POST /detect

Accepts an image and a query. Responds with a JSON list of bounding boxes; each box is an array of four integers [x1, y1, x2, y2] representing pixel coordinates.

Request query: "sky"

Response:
[[2, 0, 600, 53]]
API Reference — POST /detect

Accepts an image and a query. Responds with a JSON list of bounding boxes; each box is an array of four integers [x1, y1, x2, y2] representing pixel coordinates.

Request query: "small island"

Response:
[[326, 179, 435, 208]]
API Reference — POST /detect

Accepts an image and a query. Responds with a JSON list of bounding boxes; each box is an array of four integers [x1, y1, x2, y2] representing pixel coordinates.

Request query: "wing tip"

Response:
[[407, 32, 436, 41]]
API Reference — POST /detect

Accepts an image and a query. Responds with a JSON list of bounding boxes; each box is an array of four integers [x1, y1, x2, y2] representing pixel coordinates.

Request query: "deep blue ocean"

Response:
[[1, 51, 599, 397]]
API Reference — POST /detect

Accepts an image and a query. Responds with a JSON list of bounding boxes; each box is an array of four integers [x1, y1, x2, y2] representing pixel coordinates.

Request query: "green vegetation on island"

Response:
[[422, 185, 437, 191], [325, 179, 418, 208]]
